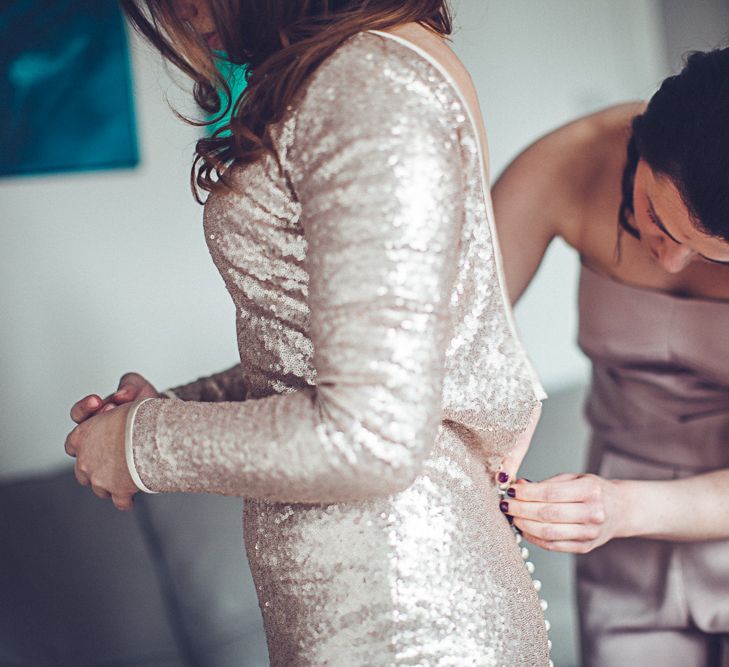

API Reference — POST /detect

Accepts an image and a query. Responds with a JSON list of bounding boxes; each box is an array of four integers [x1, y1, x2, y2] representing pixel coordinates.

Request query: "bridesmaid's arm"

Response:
[[504, 469, 729, 553], [617, 470, 729, 541], [493, 102, 642, 304], [492, 138, 561, 304]]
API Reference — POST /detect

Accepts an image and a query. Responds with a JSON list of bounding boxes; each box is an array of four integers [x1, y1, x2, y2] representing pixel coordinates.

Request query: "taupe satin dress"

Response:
[[125, 32, 549, 665], [578, 262, 729, 666]]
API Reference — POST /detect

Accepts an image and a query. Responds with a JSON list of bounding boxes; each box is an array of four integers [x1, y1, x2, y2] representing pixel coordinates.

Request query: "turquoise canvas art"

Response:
[[0, 0, 138, 177]]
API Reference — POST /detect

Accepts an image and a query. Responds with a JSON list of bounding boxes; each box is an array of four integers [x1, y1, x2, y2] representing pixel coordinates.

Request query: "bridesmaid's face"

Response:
[[174, 0, 223, 50], [631, 160, 729, 273]]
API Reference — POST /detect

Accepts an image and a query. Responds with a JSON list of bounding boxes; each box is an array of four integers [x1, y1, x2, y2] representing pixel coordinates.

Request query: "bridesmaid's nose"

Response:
[[658, 242, 694, 274]]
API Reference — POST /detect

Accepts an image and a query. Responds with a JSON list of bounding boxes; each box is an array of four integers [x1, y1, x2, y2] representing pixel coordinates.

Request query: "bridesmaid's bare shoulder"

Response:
[[495, 102, 644, 252]]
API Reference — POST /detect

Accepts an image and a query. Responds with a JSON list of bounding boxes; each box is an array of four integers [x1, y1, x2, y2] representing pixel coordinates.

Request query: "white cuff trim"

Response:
[[162, 389, 179, 400], [125, 397, 158, 494]]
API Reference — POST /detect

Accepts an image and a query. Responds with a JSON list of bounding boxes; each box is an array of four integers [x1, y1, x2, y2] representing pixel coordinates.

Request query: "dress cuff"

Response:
[[125, 397, 159, 494]]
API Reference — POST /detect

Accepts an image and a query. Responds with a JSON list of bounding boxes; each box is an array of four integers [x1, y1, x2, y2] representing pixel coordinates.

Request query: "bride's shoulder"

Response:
[[296, 26, 459, 109], [288, 28, 465, 147]]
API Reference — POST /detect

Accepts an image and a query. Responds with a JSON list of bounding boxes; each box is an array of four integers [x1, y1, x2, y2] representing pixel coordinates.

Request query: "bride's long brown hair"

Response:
[[120, 0, 453, 200]]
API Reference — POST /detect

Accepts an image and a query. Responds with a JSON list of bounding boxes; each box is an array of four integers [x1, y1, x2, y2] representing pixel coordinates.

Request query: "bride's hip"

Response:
[[243, 429, 529, 596], [242, 439, 548, 664]]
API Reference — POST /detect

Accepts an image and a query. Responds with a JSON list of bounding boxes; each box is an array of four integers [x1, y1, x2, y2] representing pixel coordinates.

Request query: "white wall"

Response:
[[0, 34, 240, 480], [661, 0, 729, 72], [451, 0, 667, 391], [0, 1, 667, 481]]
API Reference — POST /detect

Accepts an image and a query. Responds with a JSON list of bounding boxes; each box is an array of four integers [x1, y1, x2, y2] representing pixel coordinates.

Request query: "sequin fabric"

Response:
[[128, 32, 549, 665]]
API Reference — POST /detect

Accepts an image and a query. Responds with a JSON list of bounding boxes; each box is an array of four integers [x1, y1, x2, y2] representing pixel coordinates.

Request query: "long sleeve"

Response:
[[126, 35, 466, 502], [164, 363, 247, 402]]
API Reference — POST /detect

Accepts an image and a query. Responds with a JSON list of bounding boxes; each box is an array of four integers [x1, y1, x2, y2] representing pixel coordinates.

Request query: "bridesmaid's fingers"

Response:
[[514, 517, 601, 543], [100, 403, 117, 413], [70, 394, 104, 423], [508, 475, 600, 504], [542, 472, 581, 483], [520, 531, 597, 554], [506, 497, 603, 525]]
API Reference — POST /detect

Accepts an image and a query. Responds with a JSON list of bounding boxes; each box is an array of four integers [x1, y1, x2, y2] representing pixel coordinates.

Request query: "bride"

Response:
[[64, 1, 550, 663]]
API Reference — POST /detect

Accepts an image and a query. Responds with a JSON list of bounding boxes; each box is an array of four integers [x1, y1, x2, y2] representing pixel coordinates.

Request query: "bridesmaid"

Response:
[[63, 1, 550, 664], [493, 48, 729, 666]]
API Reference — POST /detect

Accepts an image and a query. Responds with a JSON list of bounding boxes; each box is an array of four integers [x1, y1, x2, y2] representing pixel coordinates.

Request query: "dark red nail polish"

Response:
[[499, 500, 509, 513], [497, 472, 509, 484], [507, 514, 514, 525], [507, 487, 516, 498]]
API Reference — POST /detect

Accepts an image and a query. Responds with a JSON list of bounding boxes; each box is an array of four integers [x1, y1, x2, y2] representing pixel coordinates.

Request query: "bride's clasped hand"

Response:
[[64, 373, 162, 510]]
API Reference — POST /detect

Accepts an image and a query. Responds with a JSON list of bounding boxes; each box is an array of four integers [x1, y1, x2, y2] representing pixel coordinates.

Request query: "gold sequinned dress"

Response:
[[125, 31, 550, 666]]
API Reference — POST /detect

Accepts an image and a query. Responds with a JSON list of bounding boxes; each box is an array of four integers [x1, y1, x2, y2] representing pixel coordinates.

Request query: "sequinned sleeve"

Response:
[[126, 39, 465, 502], [164, 363, 247, 402]]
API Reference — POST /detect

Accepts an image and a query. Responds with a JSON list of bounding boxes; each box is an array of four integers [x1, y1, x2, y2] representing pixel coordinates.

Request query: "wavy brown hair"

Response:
[[120, 0, 453, 201]]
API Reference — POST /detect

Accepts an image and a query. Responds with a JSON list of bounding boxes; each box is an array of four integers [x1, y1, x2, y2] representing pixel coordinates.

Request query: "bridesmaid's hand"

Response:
[[70, 372, 161, 424], [64, 402, 139, 511], [501, 473, 627, 553]]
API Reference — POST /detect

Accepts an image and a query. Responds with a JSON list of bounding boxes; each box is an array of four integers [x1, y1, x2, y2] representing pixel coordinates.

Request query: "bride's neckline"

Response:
[[366, 28, 489, 172]]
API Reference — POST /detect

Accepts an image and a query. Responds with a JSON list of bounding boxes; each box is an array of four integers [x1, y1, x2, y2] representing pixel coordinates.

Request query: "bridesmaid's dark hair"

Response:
[[619, 47, 729, 242], [119, 0, 453, 201]]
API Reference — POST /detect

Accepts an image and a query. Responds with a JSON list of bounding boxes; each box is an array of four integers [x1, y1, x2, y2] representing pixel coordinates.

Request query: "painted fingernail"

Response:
[[499, 500, 509, 513], [507, 487, 516, 498], [88, 397, 100, 408], [497, 472, 509, 484], [507, 514, 514, 525]]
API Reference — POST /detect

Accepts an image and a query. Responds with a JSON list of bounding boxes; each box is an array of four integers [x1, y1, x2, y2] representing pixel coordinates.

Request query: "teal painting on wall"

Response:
[[0, 0, 138, 177]]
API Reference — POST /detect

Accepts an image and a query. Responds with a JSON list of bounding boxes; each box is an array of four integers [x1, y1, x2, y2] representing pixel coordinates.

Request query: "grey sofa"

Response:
[[0, 472, 269, 666]]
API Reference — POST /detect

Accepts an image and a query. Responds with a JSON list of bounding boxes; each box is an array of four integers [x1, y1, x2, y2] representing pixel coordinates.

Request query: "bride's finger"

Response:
[[74, 462, 90, 487], [70, 394, 104, 423], [92, 484, 111, 499], [112, 494, 134, 512]]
